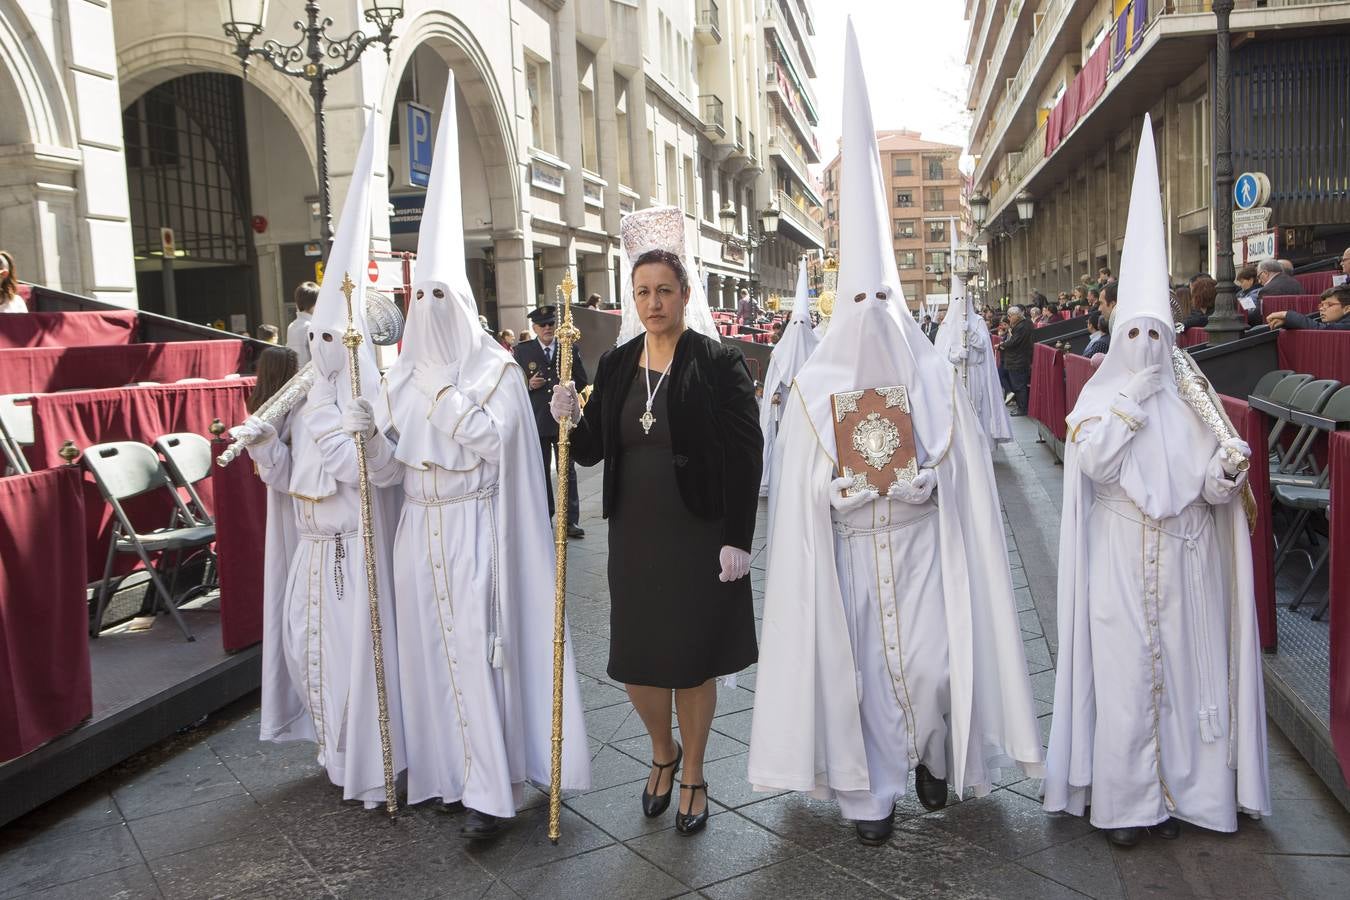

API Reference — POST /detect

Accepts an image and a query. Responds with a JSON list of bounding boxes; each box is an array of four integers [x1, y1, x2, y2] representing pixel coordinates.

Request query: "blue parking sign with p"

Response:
[[403, 102, 434, 189]]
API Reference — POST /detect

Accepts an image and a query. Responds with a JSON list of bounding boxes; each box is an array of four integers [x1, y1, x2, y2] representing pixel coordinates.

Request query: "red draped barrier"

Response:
[[1177, 327, 1209, 348], [1296, 271, 1335, 295], [1329, 431, 1350, 781], [0, 311, 137, 349], [1220, 395, 1277, 651], [0, 466, 92, 762], [25, 379, 252, 576], [1064, 353, 1094, 413], [0, 340, 248, 395], [1262, 295, 1322, 317], [1276, 330, 1350, 384], [211, 439, 267, 652], [1029, 343, 1067, 442]]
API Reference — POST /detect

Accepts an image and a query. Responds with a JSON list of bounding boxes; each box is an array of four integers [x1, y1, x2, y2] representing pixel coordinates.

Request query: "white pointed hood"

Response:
[[793, 20, 954, 464], [1067, 114, 1213, 518], [936, 217, 974, 348], [382, 72, 513, 468], [758, 257, 820, 493]]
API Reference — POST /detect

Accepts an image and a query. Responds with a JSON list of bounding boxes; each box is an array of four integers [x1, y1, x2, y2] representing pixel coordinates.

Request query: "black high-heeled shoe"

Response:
[[675, 782, 709, 835], [641, 744, 682, 818]]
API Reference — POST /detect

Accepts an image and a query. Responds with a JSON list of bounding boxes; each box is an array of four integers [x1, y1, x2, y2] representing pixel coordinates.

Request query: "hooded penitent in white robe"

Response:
[[747, 21, 1043, 821], [1043, 115, 1269, 832], [934, 236, 1011, 447], [248, 108, 407, 807], [759, 259, 819, 496], [378, 75, 589, 816]]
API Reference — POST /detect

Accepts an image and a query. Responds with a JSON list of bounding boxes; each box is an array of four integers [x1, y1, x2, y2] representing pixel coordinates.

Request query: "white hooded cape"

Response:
[[748, 20, 1043, 800], [934, 236, 1011, 446], [758, 259, 819, 496]]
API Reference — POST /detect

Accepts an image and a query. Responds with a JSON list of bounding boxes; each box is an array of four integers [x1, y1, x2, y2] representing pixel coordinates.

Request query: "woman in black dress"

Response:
[[551, 247, 761, 835]]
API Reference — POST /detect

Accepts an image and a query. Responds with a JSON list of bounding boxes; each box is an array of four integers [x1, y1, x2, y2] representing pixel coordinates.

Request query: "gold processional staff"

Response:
[[547, 270, 580, 843]]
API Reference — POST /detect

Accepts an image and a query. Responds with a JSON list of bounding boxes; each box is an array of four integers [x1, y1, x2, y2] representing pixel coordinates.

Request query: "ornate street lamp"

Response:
[[970, 192, 990, 228], [1015, 191, 1036, 224], [1206, 0, 1243, 345], [720, 201, 782, 302], [220, 0, 405, 246]]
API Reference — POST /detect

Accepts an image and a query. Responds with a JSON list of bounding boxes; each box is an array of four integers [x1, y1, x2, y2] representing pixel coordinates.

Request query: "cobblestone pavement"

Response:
[[3, 419, 1349, 898]]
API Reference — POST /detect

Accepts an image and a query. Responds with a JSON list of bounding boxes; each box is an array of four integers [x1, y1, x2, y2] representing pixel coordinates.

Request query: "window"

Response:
[[615, 75, 632, 187], [926, 188, 946, 211], [894, 219, 916, 238], [701, 156, 714, 220], [926, 250, 948, 272], [928, 220, 947, 243], [924, 156, 945, 180], [683, 157, 696, 216], [664, 144, 679, 206], [1188, 95, 1210, 211], [895, 190, 913, 207], [897, 251, 917, 269], [577, 48, 600, 172], [892, 156, 913, 176], [525, 55, 556, 153]]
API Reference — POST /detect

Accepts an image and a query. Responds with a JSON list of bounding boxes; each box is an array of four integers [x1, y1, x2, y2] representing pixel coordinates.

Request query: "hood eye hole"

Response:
[[853, 292, 866, 303], [875, 292, 887, 300], [1128, 327, 1140, 339], [433, 288, 445, 298], [322, 332, 333, 342], [416, 290, 425, 300], [1149, 329, 1160, 340], [307, 332, 314, 341]]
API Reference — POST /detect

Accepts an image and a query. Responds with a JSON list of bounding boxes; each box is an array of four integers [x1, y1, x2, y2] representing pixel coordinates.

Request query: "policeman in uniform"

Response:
[[515, 305, 589, 538]]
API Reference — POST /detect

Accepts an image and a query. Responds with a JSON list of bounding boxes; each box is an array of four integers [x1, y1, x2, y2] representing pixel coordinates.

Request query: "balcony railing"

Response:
[[970, 0, 1039, 138], [696, 0, 722, 45], [769, 126, 811, 185], [777, 189, 825, 249], [699, 94, 726, 137]]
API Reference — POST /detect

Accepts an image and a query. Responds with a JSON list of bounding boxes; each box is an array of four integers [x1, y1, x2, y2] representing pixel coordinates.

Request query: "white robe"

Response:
[[248, 398, 407, 807], [1043, 400, 1271, 831], [935, 317, 1012, 447], [382, 364, 590, 817], [749, 380, 1044, 805]]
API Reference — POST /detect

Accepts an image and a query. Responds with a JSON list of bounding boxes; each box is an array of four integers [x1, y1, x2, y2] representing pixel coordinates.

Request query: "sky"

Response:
[[808, 0, 973, 172]]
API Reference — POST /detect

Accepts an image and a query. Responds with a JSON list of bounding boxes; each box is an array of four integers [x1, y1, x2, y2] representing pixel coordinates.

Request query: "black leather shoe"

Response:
[[914, 765, 948, 811], [460, 808, 504, 840], [641, 744, 682, 818], [854, 803, 896, 846], [567, 524, 585, 539], [1152, 817, 1181, 839], [1104, 826, 1143, 848], [675, 782, 709, 835]]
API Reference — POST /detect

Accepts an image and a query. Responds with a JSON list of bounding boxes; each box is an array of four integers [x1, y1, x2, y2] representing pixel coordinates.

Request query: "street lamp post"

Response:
[[220, 1, 404, 247], [1206, 0, 1244, 345], [719, 201, 781, 309]]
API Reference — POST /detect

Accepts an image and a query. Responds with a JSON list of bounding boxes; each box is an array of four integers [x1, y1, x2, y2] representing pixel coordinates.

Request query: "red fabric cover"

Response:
[[1029, 343, 1067, 441], [1328, 431, 1350, 781], [1177, 327, 1209, 348], [1296, 271, 1335, 295], [0, 466, 92, 762], [1262, 295, 1322, 317], [211, 438, 266, 652], [0, 340, 248, 395], [0, 311, 137, 349], [1277, 330, 1350, 384], [1219, 395, 1276, 652], [1063, 353, 1094, 413], [25, 379, 252, 577], [1077, 38, 1111, 118]]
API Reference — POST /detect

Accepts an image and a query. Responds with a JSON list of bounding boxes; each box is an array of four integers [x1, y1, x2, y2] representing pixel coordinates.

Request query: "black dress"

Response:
[[605, 367, 758, 688]]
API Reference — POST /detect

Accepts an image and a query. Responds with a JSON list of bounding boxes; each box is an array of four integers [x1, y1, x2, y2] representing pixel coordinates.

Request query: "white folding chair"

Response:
[[0, 394, 34, 474], [84, 441, 216, 641]]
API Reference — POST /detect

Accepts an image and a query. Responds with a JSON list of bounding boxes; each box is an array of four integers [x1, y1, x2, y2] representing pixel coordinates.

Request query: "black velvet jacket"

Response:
[[570, 329, 763, 551]]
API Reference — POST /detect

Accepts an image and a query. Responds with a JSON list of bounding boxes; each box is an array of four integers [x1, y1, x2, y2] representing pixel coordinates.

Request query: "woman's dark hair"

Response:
[[631, 249, 690, 293], [1236, 265, 1258, 283], [0, 250, 17, 300], [1190, 275, 1217, 314], [247, 346, 299, 413]]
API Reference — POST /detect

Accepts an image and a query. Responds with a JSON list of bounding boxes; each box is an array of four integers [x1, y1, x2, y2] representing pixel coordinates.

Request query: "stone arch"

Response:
[[0, 0, 76, 148], [116, 34, 318, 173], [382, 11, 521, 236]]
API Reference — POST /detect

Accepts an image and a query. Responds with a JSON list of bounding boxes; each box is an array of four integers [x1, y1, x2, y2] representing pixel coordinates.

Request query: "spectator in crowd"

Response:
[[737, 288, 758, 325], [1098, 266, 1115, 285], [246, 346, 300, 413], [1088, 286, 1101, 307], [1188, 272, 1212, 286], [256, 323, 279, 344], [1000, 305, 1033, 416], [498, 328, 516, 350], [284, 281, 319, 364], [1236, 265, 1260, 301], [1036, 306, 1055, 326], [1338, 246, 1350, 284], [921, 314, 939, 342], [770, 319, 785, 344], [1096, 280, 1118, 323], [1257, 258, 1302, 297], [1058, 291, 1070, 306], [1279, 259, 1294, 275], [1266, 285, 1350, 331], [0, 250, 25, 313], [585, 293, 602, 309], [478, 314, 492, 332], [1084, 311, 1109, 358], [1184, 276, 1216, 329]]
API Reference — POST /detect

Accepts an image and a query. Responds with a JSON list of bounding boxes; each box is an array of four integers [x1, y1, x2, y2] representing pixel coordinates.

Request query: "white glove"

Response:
[[718, 546, 751, 583], [887, 467, 937, 505], [1216, 437, 1252, 478], [412, 364, 457, 400], [341, 397, 377, 438], [829, 475, 878, 511], [550, 382, 580, 423], [230, 415, 275, 447], [947, 347, 968, 364], [1119, 364, 1164, 405]]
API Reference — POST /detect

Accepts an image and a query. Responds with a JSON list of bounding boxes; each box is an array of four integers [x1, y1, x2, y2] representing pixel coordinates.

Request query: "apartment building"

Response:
[[965, 0, 1350, 305], [821, 130, 972, 311]]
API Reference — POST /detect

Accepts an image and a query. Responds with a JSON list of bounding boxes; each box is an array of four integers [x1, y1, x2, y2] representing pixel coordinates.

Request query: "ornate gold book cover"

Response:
[[831, 386, 919, 497]]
